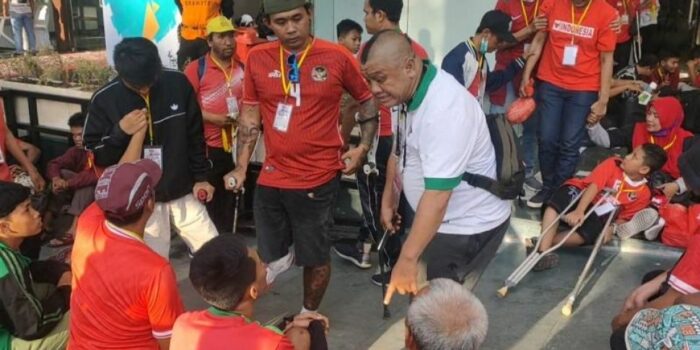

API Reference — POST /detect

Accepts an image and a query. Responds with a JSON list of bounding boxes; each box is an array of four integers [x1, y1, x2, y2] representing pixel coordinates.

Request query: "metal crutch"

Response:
[[227, 177, 244, 234], [378, 228, 391, 319], [561, 207, 618, 316], [497, 189, 615, 297]]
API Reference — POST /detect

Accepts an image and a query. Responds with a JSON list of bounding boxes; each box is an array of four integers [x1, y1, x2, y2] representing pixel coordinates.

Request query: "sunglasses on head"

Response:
[[287, 54, 300, 84]]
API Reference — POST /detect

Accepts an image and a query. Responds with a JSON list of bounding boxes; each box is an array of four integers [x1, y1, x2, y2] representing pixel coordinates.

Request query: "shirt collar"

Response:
[[104, 221, 144, 242], [407, 61, 437, 112]]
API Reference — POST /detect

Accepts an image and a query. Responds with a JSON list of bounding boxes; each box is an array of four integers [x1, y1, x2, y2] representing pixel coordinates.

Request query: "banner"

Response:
[[102, 0, 181, 69]]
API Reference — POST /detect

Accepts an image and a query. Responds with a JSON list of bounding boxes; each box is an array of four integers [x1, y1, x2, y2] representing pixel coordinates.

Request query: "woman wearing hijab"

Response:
[[588, 97, 695, 198]]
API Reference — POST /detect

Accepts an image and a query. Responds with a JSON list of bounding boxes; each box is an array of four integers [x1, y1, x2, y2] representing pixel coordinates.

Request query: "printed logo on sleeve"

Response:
[[552, 20, 595, 39]]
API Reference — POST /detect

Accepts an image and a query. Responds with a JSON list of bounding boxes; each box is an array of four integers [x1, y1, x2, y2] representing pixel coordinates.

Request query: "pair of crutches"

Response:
[[497, 188, 618, 316]]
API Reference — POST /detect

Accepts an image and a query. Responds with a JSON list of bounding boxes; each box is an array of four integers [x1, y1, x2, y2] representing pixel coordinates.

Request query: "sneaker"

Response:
[[533, 252, 559, 272], [615, 208, 659, 240], [333, 242, 371, 269], [266, 250, 295, 285], [371, 267, 391, 287], [644, 218, 665, 241], [527, 190, 549, 209], [524, 176, 543, 192]]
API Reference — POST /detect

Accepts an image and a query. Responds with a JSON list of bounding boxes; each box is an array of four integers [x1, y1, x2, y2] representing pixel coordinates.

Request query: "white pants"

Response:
[[145, 194, 218, 259]]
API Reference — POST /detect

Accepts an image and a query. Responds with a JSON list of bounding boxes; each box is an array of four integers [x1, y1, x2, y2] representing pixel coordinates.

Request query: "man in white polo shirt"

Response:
[[361, 30, 511, 301]]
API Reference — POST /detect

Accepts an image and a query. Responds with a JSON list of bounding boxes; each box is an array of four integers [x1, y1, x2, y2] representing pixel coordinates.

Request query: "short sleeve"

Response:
[[585, 157, 618, 190], [538, 0, 556, 29], [242, 53, 260, 105], [183, 61, 200, 94], [420, 91, 480, 191], [669, 235, 700, 295], [341, 50, 373, 104], [147, 264, 185, 340], [596, 9, 618, 52]]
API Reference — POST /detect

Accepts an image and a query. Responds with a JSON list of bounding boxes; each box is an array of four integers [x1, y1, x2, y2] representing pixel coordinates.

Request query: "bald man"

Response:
[[361, 31, 510, 302]]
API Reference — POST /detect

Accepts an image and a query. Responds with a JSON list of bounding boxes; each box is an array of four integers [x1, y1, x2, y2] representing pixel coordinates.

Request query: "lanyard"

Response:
[[279, 40, 313, 97], [570, 0, 593, 43], [210, 55, 236, 95], [521, 0, 541, 26], [467, 39, 486, 74], [650, 134, 677, 151], [209, 55, 237, 152], [141, 94, 155, 145], [615, 181, 644, 200]]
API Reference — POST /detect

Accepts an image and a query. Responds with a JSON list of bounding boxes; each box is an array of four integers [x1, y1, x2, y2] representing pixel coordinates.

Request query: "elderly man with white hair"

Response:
[[406, 278, 489, 350]]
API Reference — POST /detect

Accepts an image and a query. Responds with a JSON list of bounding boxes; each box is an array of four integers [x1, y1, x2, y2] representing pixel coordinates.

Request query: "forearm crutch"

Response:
[[497, 190, 614, 297], [561, 207, 618, 316], [378, 229, 391, 319]]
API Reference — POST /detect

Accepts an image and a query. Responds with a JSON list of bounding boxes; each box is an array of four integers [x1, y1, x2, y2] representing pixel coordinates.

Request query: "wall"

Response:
[[313, 0, 498, 64]]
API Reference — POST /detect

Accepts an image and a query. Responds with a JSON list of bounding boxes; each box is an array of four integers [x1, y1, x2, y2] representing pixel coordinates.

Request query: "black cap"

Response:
[[477, 10, 517, 44]]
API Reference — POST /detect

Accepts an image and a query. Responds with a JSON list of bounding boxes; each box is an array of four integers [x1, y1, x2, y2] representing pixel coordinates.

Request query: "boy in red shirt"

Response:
[[649, 50, 680, 93], [171, 234, 328, 350], [69, 160, 184, 349], [532, 143, 667, 270], [521, 0, 618, 209]]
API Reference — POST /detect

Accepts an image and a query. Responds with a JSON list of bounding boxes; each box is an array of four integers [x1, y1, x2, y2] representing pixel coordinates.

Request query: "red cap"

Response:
[[94, 159, 162, 220]]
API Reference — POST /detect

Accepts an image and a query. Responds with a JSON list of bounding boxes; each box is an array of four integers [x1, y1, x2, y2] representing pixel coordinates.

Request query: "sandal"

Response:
[[46, 234, 74, 248]]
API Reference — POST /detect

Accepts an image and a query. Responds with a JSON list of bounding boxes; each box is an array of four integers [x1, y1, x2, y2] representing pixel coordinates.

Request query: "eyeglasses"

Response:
[[287, 53, 300, 84]]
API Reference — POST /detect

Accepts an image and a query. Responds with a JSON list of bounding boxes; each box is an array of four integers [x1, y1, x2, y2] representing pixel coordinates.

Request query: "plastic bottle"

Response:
[[638, 82, 658, 106]]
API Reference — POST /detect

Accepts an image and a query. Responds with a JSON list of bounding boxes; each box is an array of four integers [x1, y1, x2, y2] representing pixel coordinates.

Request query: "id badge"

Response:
[[273, 103, 293, 132], [226, 96, 239, 120], [620, 14, 629, 25], [595, 196, 619, 216], [0, 147, 4, 164], [563, 44, 579, 67], [143, 145, 163, 169], [524, 43, 531, 55]]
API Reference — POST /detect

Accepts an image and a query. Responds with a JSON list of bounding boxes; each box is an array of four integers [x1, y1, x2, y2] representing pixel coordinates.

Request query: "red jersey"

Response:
[[0, 111, 9, 182], [184, 54, 244, 150], [242, 39, 372, 189], [492, 0, 540, 105], [69, 204, 184, 349], [170, 308, 294, 350], [605, 0, 638, 43], [650, 67, 680, 92], [536, 0, 618, 92], [565, 157, 651, 220], [358, 38, 429, 137], [669, 234, 700, 295]]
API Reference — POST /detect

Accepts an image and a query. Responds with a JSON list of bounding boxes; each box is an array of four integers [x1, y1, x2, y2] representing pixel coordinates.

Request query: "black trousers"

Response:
[[206, 146, 235, 233], [613, 39, 633, 74]]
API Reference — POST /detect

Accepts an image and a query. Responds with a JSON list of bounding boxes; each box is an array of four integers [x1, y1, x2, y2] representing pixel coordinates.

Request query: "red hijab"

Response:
[[632, 97, 693, 178]]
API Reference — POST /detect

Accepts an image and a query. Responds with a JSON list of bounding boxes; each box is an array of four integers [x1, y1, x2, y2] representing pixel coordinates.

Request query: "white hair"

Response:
[[406, 278, 489, 350]]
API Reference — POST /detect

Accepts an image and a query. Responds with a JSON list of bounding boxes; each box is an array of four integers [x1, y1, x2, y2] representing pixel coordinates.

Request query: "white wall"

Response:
[[314, 0, 498, 65]]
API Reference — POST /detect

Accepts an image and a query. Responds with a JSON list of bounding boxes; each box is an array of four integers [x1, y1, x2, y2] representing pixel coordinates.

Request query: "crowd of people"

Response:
[[0, 0, 699, 349]]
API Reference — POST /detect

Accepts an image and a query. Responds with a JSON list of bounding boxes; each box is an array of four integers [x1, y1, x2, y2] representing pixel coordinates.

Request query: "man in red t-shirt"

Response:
[[0, 104, 44, 189], [492, 0, 548, 192], [532, 144, 666, 271], [185, 16, 243, 234], [69, 160, 184, 349], [224, 0, 378, 313], [649, 50, 680, 93], [606, 0, 639, 73], [171, 234, 329, 350], [521, 0, 618, 209]]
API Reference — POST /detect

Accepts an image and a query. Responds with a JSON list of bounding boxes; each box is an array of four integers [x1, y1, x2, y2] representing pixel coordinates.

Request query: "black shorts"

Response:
[[254, 176, 340, 267], [547, 185, 612, 245]]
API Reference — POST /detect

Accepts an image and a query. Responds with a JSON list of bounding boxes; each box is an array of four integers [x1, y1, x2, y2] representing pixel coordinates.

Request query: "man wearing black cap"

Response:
[[69, 159, 184, 349], [442, 10, 525, 108]]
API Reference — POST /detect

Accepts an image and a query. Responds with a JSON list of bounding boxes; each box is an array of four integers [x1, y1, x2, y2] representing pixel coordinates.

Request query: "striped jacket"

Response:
[[0, 242, 70, 347]]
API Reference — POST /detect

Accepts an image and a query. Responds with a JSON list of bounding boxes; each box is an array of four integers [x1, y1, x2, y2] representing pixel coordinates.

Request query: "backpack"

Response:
[[462, 113, 525, 200]]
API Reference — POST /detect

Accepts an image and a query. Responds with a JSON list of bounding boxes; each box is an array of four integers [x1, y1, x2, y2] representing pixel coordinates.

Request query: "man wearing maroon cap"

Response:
[[69, 159, 184, 349]]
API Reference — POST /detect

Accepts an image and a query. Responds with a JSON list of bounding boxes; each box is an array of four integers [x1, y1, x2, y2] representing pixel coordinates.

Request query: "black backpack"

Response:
[[678, 90, 700, 134], [462, 113, 525, 200]]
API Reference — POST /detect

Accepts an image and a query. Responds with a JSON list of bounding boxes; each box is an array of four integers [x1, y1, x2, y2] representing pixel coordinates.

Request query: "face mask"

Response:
[[480, 35, 489, 54]]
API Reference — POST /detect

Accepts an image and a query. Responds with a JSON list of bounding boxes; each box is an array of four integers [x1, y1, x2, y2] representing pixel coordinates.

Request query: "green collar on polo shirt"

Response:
[[206, 306, 285, 335], [407, 61, 437, 113]]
